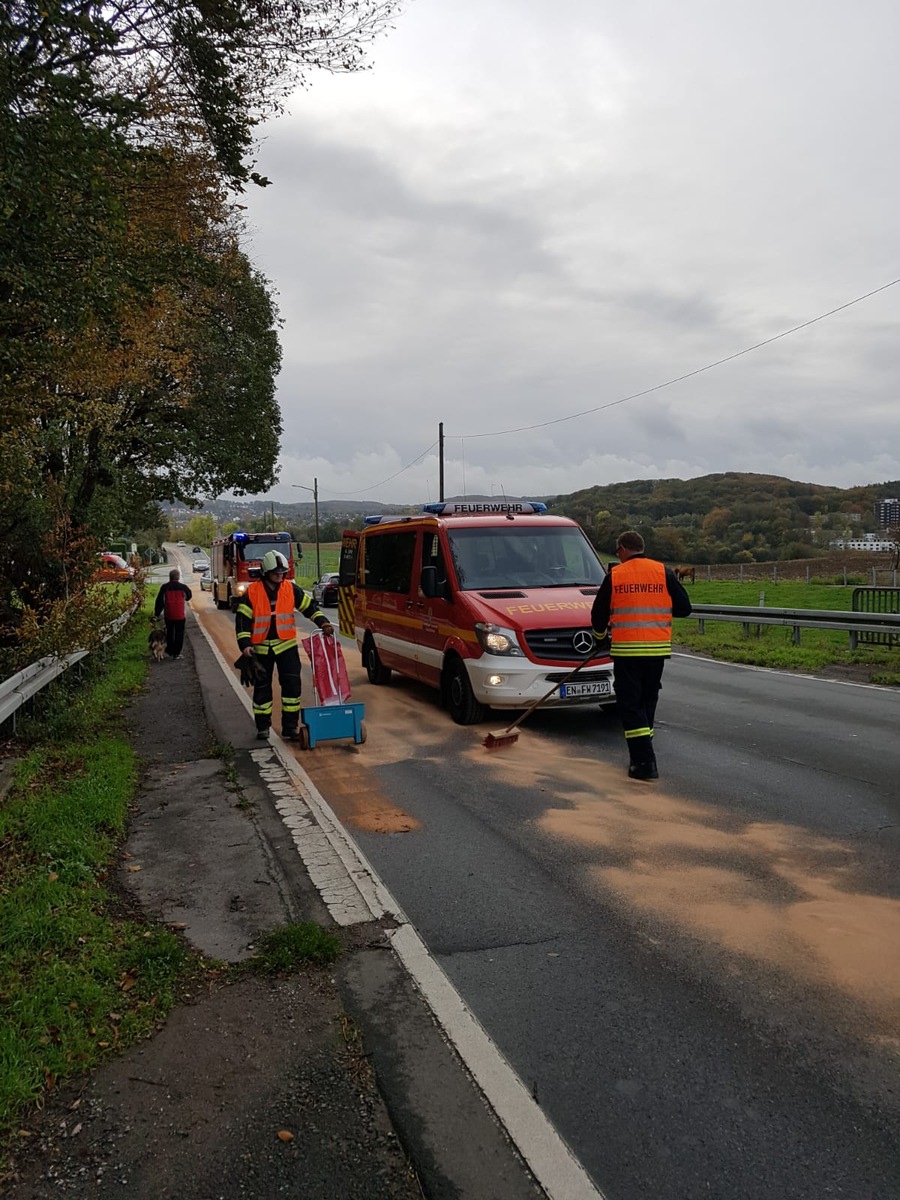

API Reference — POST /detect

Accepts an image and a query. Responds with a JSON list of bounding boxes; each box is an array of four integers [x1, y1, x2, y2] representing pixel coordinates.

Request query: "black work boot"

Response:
[[256, 726, 270, 741], [628, 759, 659, 780], [627, 736, 658, 780], [282, 726, 299, 742]]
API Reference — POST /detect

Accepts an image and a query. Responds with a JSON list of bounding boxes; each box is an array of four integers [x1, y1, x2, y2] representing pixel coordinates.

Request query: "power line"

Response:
[[318, 439, 439, 498], [448, 276, 900, 441]]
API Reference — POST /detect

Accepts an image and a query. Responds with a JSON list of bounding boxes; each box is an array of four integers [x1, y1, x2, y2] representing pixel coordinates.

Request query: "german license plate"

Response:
[[560, 680, 611, 698]]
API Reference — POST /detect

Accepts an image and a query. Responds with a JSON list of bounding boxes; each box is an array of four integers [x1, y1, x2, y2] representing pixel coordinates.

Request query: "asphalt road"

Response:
[[187, 568, 900, 1200]]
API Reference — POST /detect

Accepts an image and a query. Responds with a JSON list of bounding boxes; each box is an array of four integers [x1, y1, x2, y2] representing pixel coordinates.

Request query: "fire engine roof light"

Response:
[[422, 501, 548, 515], [233, 531, 247, 540]]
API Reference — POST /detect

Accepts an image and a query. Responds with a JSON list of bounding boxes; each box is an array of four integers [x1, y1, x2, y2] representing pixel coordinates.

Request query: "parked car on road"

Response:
[[192, 546, 202, 553], [312, 573, 340, 607], [192, 558, 208, 574], [95, 552, 134, 583], [199, 570, 213, 593]]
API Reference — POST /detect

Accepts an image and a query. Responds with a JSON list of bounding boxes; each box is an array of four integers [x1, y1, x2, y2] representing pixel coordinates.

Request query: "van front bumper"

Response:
[[466, 660, 615, 709]]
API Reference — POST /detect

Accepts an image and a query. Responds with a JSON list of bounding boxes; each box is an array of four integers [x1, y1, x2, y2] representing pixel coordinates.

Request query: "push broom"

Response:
[[483, 655, 597, 751]]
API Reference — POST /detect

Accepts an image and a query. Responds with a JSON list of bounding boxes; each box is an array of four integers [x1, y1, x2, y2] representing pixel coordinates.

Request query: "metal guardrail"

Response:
[[687, 602, 900, 649], [0, 607, 134, 732]]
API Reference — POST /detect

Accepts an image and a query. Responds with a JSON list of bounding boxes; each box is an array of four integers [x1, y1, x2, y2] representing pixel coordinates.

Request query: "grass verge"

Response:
[[0, 607, 187, 1155]]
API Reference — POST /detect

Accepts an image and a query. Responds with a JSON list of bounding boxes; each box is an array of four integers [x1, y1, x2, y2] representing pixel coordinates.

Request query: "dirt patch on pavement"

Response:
[[3, 972, 421, 1199]]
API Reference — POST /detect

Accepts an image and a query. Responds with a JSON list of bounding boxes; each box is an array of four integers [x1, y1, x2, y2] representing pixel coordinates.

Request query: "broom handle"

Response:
[[498, 655, 595, 737]]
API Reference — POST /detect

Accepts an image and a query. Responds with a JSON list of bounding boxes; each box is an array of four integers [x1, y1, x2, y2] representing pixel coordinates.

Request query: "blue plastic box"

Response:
[[300, 702, 366, 749]]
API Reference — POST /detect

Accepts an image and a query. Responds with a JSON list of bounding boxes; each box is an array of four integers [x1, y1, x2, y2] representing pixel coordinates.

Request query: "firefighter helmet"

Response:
[[261, 550, 290, 574]]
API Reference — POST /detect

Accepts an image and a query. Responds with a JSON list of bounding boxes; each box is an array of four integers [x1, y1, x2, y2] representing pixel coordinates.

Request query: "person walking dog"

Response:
[[154, 568, 192, 660], [591, 531, 691, 780], [235, 550, 334, 741]]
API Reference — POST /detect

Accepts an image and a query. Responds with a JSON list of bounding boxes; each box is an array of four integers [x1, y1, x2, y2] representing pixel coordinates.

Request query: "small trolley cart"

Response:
[[297, 631, 366, 750]]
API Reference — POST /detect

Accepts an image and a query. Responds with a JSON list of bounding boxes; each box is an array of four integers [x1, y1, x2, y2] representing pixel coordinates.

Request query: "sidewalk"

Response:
[[2, 616, 545, 1199]]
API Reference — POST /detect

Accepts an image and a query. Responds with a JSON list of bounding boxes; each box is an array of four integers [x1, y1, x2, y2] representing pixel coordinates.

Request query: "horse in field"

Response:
[[674, 566, 696, 583]]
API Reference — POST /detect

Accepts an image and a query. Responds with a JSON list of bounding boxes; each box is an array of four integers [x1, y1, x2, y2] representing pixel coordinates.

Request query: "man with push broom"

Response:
[[591, 531, 691, 780]]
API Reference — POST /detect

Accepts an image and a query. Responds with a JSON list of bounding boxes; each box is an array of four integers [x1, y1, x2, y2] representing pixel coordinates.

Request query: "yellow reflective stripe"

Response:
[[236, 602, 253, 619], [281, 699, 301, 713], [253, 637, 297, 654], [624, 727, 653, 739], [271, 638, 297, 653], [253, 701, 273, 716], [612, 643, 671, 656]]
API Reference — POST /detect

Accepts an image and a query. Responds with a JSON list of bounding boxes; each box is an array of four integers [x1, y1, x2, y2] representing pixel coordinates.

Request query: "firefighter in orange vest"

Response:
[[591, 531, 691, 780], [236, 550, 333, 741]]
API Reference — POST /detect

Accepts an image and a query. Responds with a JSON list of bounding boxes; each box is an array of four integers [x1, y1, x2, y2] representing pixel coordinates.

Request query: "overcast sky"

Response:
[[240, 0, 900, 507]]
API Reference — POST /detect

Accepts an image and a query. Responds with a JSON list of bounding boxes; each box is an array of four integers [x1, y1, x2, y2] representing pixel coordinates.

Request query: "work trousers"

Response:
[[164, 619, 186, 659], [612, 656, 666, 765], [251, 641, 302, 732]]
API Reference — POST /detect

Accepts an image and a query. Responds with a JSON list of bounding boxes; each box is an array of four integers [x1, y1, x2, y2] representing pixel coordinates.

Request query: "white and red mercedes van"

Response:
[[338, 501, 614, 724]]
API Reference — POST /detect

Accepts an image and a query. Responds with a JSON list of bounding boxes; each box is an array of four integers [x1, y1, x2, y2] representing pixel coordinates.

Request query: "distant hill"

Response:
[[164, 477, 900, 564], [548, 472, 900, 564]]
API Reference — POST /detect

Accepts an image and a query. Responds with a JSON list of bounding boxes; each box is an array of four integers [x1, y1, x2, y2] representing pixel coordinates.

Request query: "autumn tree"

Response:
[[0, 0, 399, 660], [180, 515, 218, 548]]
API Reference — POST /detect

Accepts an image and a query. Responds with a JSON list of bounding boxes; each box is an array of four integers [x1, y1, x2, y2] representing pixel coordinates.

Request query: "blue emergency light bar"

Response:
[[422, 501, 548, 515]]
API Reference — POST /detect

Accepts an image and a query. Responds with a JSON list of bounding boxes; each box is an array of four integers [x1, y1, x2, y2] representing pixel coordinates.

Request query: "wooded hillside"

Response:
[[550, 473, 900, 563]]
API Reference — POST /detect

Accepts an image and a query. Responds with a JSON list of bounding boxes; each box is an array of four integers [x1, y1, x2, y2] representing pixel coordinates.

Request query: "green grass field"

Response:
[[673, 581, 900, 683], [296, 542, 341, 590]]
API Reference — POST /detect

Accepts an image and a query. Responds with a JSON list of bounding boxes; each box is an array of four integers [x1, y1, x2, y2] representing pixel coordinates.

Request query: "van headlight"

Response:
[[475, 623, 524, 656]]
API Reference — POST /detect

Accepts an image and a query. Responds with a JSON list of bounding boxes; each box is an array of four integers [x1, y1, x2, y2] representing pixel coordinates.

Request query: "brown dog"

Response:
[[148, 627, 166, 662]]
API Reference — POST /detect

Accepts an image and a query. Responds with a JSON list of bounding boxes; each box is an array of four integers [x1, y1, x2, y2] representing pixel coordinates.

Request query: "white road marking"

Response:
[[673, 650, 898, 691]]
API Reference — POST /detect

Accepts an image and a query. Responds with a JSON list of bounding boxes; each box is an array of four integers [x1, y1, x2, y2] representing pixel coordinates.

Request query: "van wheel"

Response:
[[215, 588, 227, 610], [364, 636, 391, 685], [444, 658, 485, 725]]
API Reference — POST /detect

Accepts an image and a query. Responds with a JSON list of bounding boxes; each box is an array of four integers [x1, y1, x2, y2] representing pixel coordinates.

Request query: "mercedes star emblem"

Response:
[[572, 629, 594, 656]]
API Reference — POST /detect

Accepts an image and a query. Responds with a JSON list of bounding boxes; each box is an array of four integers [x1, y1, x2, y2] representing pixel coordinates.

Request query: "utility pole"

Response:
[[291, 480, 321, 580], [313, 477, 320, 580], [439, 421, 444, 502]]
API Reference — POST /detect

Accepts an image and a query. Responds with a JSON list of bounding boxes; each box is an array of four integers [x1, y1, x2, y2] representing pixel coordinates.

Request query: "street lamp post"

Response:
[[292, 479, 320, 580]]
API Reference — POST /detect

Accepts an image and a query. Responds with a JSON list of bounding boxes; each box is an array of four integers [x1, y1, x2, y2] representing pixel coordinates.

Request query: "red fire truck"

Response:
[[209, 531, 299, 612]]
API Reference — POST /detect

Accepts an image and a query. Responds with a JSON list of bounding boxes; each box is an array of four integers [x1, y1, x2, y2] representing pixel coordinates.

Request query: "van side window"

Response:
[[420, 533, 449, 591], [363, 531, 417, 593]]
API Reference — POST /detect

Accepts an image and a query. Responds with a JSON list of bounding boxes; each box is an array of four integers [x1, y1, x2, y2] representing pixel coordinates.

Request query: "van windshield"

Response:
[[446, 526, 606, 591]]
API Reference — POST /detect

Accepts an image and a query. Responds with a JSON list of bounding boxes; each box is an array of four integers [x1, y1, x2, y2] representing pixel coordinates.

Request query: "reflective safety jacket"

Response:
[[235, 580, 326, 651], [607, 558, 672, 657], [246, 580, 297, 643]]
